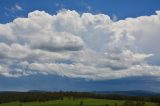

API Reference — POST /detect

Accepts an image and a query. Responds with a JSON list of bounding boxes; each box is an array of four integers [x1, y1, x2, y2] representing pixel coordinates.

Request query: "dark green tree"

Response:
[[114, 103, 118, 106], [80, 101, 84, 106], [104, 104, 110, 106], [157, 103, 160, 106]]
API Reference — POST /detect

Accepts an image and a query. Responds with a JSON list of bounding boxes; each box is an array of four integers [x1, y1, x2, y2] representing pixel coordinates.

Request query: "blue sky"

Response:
[[0, 0, 160, 92], [1, 0, 160, 23]]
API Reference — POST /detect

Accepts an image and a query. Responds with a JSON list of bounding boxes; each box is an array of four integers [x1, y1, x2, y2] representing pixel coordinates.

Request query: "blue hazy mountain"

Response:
[[95, 90, 160, 96]]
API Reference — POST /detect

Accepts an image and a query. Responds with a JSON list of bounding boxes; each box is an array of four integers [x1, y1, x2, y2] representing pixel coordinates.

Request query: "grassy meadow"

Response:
[[0, 98, 158, 106]]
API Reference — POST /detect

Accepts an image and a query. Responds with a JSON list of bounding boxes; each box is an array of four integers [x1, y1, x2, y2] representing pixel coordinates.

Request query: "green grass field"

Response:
[[0, 98, 158, 106]]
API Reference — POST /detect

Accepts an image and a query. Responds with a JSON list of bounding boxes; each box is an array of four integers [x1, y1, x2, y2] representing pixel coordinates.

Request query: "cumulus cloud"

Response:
[[0, 10, 160, 80]]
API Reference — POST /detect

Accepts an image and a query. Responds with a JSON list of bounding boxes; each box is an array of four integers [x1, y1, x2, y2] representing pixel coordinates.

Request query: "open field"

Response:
[[0, 98, 158, 106]]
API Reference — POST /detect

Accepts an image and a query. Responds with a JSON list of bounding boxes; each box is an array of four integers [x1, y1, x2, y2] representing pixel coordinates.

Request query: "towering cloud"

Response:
[[0, 10, 160, 80]]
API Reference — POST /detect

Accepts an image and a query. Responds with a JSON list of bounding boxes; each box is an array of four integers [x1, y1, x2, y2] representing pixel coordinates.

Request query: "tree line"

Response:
[[0, 91, 160, 104]]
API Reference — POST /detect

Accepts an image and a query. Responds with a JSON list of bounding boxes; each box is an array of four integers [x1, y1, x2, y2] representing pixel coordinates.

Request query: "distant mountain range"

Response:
[[0, 90, 160, 96], [94, 90, 160, 96]]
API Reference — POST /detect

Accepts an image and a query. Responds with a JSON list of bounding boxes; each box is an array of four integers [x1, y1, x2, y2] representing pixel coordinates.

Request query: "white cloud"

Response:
[[4, 3, 23, 14], [0, 10, 160, 80], [55, 3, 64, 8], [15, 3, 22, 11]]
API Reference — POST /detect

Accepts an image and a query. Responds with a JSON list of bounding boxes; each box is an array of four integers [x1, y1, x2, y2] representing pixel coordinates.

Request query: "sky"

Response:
[[0, 0, 160, 92]]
